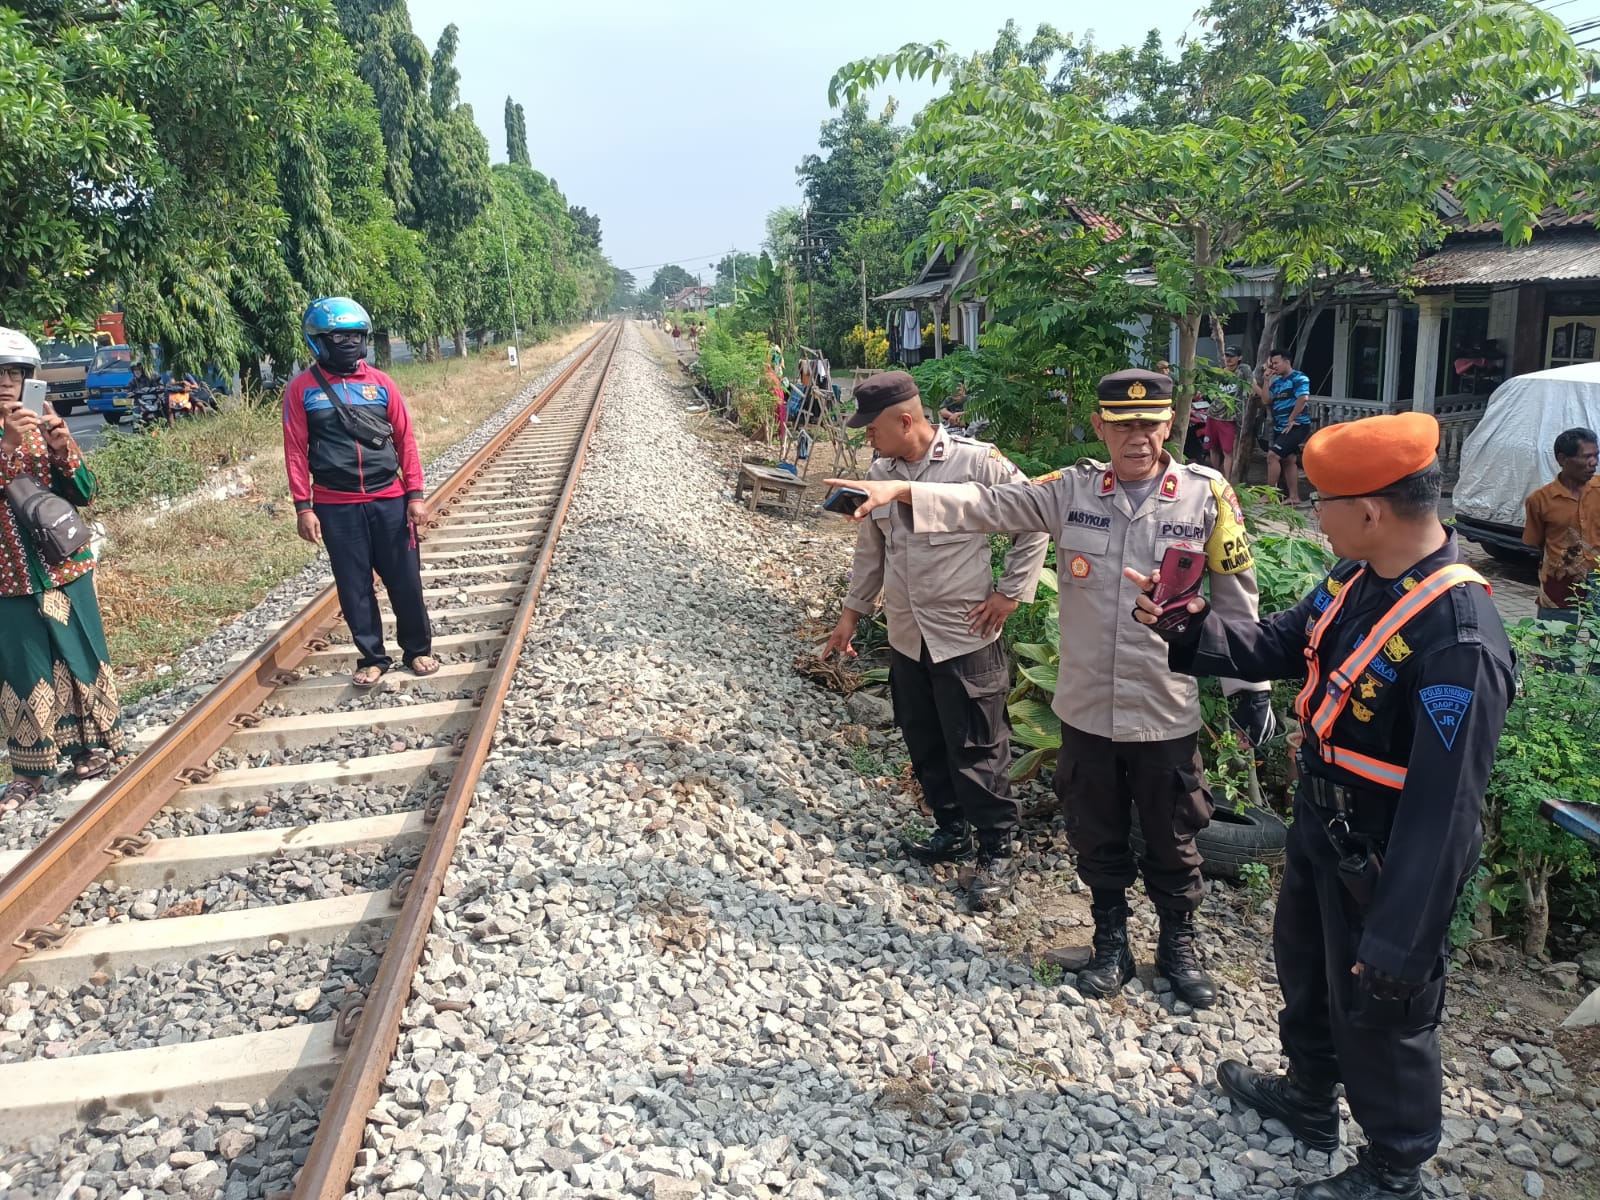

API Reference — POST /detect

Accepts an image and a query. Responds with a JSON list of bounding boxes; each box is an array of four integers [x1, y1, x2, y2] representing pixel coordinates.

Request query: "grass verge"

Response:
[[87, 325, 603, 700]]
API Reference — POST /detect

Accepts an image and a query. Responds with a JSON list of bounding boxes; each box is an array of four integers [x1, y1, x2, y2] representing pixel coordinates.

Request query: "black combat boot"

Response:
[[1216, 1060, 1341, 1152], [902, 819, 976, 865], [1154, 907, 1217, 1009], [1076, 894, 1136, 997], [1295, 1147, 1422, 1200], [968, 833, 1017, 910]]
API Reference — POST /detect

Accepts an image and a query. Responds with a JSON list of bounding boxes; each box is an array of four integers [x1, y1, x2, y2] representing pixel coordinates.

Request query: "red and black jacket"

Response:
[[282, 363, 424, 509]]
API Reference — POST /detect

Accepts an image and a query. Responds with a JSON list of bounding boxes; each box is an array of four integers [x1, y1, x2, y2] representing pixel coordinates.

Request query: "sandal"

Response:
[[73, 750, 115, 780], [407, 655, 441, 678], [1, 777, 44, 815], [352, 665, 387, 688]]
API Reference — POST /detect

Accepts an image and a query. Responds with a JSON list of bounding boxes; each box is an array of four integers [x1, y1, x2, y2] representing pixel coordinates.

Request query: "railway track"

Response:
[[0, 322, 622, 1197]]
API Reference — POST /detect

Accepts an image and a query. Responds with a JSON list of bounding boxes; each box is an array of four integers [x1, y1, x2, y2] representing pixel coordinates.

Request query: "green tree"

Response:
[[504, 96, 530, 166], [334, 0, 434, 225], [648, 265, 697, 299], [0, 7, 156, 332], [834, 1, 1600, 437]]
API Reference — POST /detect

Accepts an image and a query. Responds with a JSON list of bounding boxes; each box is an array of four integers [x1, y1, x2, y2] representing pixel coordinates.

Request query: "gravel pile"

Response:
[[140, 779, 442, 843], [57, 843, 417, 929], [0, 937, 382, 1066], [2, 323, 1593, 1199]]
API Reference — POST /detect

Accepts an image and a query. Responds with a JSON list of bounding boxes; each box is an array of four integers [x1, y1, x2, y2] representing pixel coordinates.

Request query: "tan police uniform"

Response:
[[843, 423, 1049, 840], [909, 451, 1268, 910], [844, 425, 1050, 661]]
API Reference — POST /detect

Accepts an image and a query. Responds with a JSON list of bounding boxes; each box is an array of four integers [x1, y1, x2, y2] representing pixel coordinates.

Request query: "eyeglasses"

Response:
[[1309, 488, 1402, 511]]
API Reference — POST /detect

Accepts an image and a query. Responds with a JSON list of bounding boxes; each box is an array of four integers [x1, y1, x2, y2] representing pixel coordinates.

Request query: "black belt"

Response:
[[1297, 753, 1394, 850]]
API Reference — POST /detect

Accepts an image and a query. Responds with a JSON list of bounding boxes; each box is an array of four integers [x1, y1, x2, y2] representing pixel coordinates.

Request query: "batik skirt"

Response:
[[0, 573, 124, 778]]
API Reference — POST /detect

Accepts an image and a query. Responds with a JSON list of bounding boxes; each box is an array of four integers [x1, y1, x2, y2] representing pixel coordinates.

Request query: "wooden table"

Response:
[[736, 464, 808, 515]]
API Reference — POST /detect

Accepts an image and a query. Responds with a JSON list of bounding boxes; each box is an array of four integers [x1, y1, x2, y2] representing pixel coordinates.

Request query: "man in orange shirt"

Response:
[[1522, 426, 1600, 621]]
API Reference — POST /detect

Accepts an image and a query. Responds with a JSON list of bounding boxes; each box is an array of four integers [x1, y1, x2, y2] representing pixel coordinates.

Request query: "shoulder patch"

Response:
[[1419, 684, 1473, 750], [1030, 470, 1063, 486], [1204, 477, 1254, 575]]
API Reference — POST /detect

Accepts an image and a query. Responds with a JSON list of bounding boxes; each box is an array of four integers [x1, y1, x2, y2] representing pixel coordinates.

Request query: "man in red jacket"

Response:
[[283, 297, 437, 686]]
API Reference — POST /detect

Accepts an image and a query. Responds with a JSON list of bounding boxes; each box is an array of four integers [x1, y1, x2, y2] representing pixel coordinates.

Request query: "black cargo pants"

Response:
[[1273, 790, 1456, 1167], [889, 640, 1018, 837], [1054, 724, 1214, 911]]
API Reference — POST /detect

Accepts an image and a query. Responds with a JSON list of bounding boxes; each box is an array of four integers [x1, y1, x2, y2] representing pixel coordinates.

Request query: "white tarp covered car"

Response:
[[1453, 362, 1600, 561]]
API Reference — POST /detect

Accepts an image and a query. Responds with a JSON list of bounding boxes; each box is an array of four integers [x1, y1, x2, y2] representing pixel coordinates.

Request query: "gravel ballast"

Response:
[[2, 322, 1594, 1199]]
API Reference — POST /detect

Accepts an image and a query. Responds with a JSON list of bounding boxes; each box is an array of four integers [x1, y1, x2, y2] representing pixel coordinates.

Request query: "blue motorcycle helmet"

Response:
[[303, 296, 372, 373]]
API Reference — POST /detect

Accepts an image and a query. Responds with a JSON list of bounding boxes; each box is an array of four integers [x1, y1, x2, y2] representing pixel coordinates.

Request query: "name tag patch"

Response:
[[1420, 685, 1473, 750], [1067, 509, 1111, 530]]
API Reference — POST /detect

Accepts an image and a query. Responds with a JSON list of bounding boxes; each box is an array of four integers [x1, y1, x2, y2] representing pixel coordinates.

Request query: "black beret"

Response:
[[1096, 368, 1175, 421], [847, 371, 920, 428]]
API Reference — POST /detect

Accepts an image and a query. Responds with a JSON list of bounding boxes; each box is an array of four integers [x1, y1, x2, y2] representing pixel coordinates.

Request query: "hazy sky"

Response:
[[407, 1, 1202, 287]]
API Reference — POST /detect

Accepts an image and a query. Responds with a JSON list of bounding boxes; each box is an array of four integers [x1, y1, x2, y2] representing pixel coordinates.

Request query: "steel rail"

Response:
[[292, 325, 621, 1198], [0, 325, 617, 977]]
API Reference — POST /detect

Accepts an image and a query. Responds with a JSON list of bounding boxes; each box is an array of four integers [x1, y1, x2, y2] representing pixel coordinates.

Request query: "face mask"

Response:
[[321, 337, 366, 375]]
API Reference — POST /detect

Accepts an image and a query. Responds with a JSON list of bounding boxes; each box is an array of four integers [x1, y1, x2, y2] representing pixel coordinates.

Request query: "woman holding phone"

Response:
[[0, 327, 123, 812]]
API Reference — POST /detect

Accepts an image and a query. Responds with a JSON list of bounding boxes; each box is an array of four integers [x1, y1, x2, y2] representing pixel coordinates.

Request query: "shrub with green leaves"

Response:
[[1475, 613, 1600, 958]]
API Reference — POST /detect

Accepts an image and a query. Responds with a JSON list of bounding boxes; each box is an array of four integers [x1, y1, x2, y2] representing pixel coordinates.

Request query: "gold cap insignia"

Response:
[[1126, 381, 1147, 400]]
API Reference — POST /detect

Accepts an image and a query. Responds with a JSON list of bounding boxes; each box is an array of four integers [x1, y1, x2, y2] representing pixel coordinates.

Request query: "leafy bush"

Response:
[[86, 430, 206, 510], [842, 324, 889, 369], [1475, 613, 1600, 958]]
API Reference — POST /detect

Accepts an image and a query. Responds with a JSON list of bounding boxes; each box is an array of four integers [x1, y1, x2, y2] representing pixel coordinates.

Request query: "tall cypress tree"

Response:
[[505, 97, 530, 166], [333, 0, 433, 224]]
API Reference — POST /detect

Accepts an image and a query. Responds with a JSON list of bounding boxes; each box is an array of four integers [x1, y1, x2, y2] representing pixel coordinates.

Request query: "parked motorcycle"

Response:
[[130, 375, 212, 430]]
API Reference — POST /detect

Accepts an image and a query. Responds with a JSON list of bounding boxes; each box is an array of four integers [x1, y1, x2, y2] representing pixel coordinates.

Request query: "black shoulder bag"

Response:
[[309, 366, 400, 477], [4, 474, 92, 565]]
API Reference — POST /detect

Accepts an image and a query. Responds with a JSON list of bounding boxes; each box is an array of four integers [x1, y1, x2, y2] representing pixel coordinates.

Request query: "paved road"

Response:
[[64, 408, 120, 453]]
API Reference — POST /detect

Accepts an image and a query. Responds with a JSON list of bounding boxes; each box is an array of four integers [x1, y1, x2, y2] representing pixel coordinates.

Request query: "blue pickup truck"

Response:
[[84, 344, 143, 422]]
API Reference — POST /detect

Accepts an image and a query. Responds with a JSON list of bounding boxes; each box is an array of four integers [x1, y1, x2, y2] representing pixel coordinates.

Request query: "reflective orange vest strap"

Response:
[[1293, 568, 1366, 723], [1296, 562, 1490, 788]]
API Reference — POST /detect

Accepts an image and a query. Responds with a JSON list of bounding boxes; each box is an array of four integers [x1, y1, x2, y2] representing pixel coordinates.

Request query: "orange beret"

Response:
[[1302, 412, 1440, 497]]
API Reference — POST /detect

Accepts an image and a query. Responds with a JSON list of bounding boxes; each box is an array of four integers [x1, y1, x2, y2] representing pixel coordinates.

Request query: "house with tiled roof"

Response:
[[665, 286, 713, 312]]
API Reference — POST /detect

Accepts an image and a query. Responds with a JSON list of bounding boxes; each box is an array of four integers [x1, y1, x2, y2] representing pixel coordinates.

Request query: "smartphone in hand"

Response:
[[823, 486, 869, 515], [1151, 544, 1207, 633], [20, 378, 49, 417]]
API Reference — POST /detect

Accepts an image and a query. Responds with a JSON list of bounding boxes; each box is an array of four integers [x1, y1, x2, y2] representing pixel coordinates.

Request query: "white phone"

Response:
[[20, 378, 49, 416]]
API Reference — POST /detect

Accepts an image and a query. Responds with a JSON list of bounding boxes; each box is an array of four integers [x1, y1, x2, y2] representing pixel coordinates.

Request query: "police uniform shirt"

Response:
[[843, 426, 1050, 663], [1170, 531, 1514, 981], [910, 454, 1269, 742]]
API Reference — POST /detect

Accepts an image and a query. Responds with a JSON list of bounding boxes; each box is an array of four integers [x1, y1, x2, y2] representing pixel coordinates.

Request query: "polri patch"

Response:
[[1069, 555, 1091, 579], [1420, 684, 1473, 750]]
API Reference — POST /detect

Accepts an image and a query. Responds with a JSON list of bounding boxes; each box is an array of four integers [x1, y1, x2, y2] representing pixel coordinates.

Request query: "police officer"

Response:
[[822, 371, 1049, 910], [831, 369, 1274, 1008], [1128, 412, 1514, 1200]]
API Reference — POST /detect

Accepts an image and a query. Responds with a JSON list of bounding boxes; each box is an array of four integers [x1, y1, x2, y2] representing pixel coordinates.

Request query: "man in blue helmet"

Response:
[[283, 298, 437, 686]]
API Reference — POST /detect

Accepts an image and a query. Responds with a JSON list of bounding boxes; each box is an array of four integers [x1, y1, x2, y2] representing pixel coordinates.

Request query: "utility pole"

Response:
[[497, 200, 522, 375], [803, 205, 815, 348], [860, 255, 868, 349]]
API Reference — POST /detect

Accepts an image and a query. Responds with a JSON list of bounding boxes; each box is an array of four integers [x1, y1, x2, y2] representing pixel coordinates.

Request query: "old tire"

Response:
[[1131, 802, 1288, 881]]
